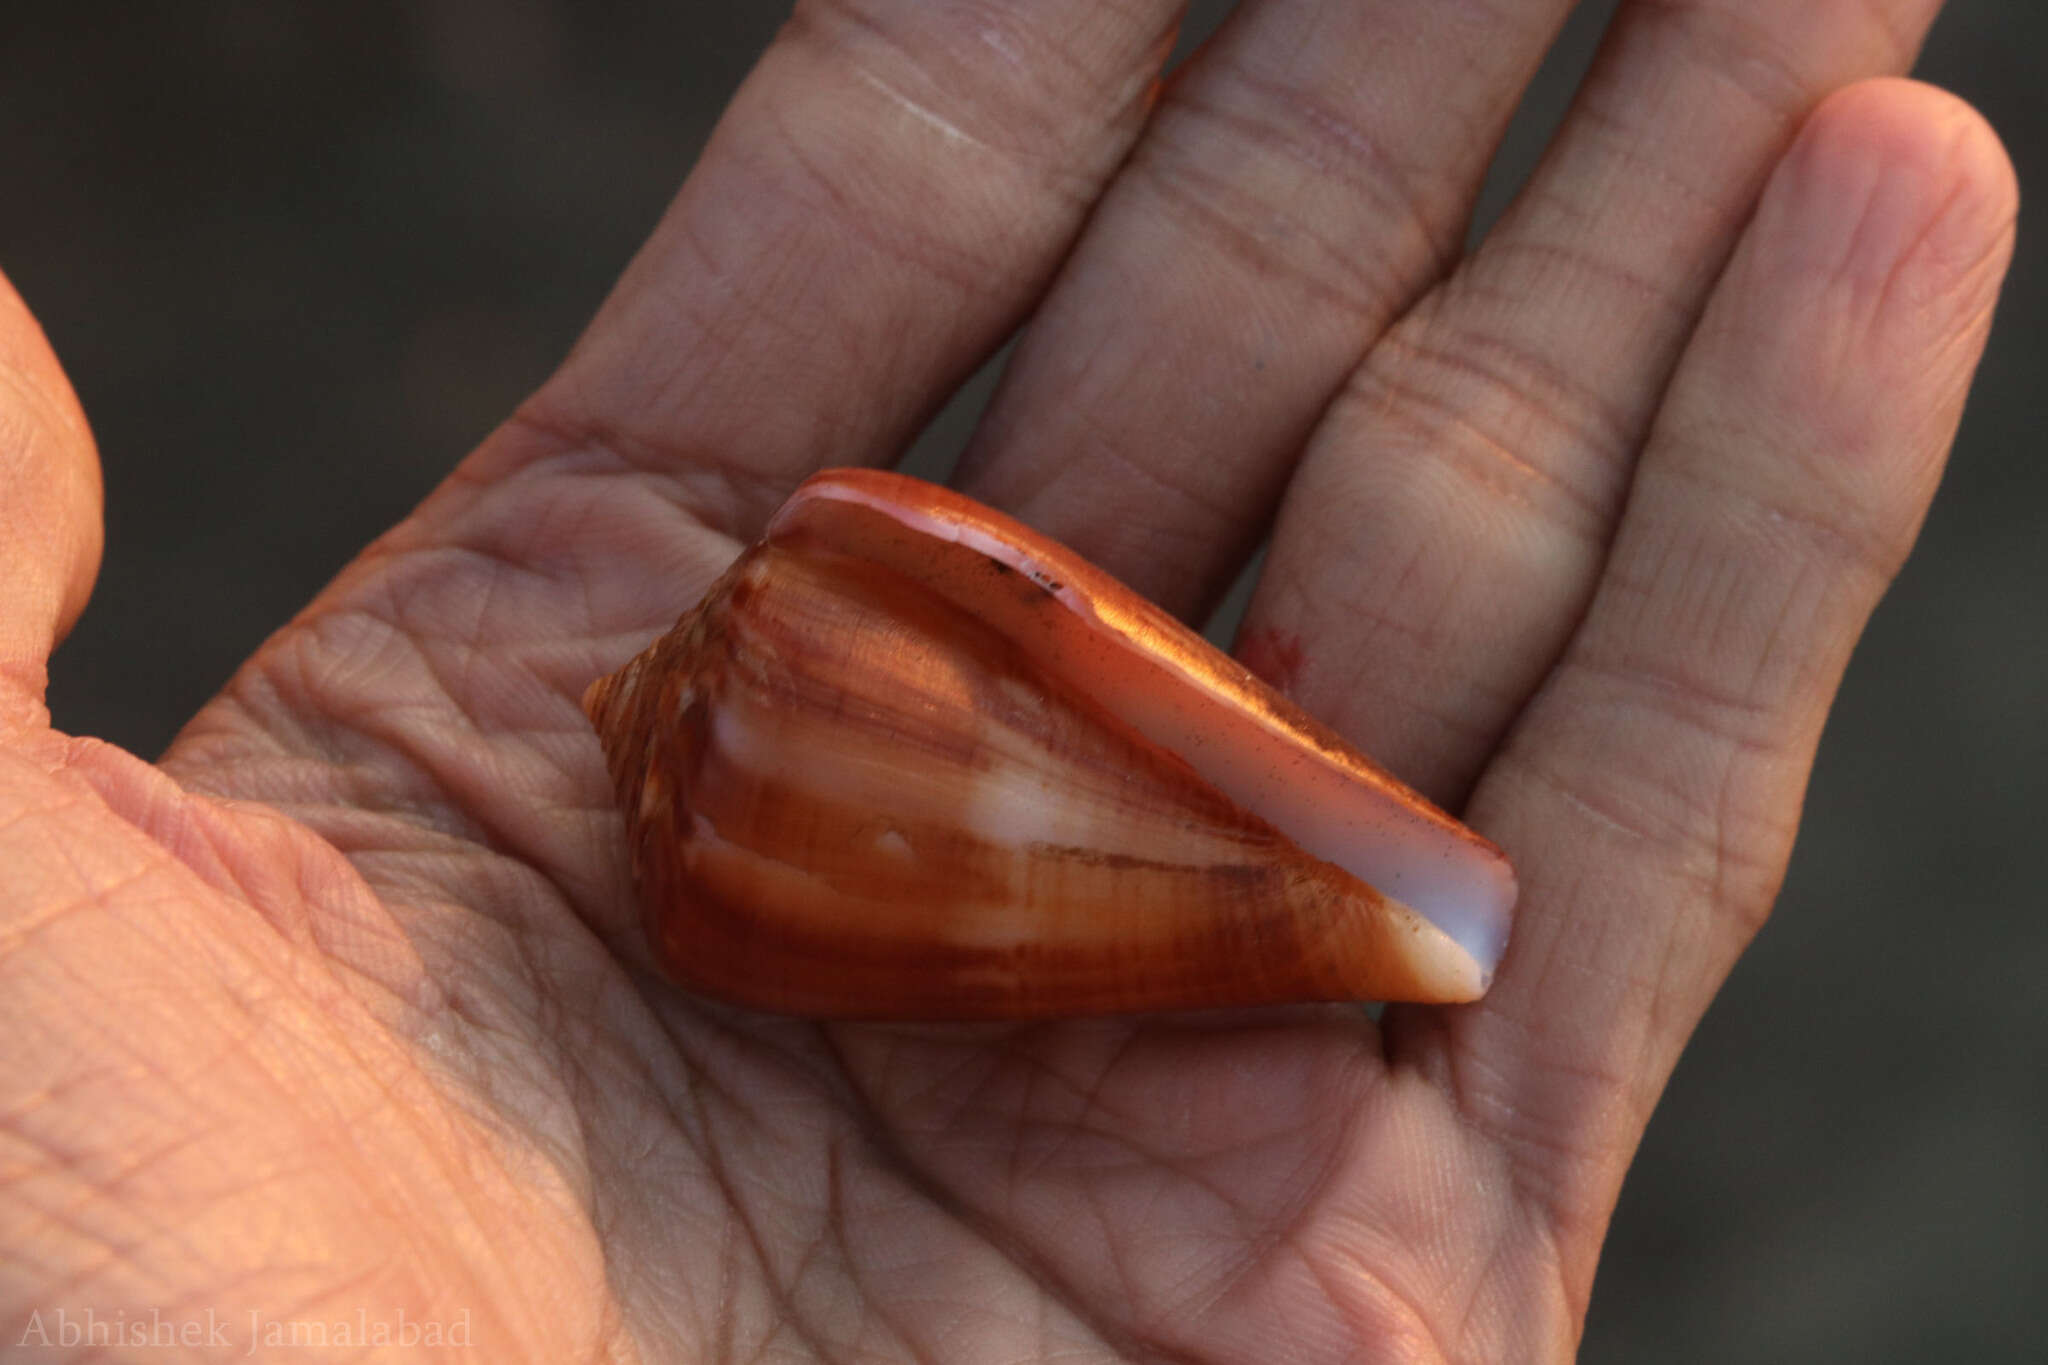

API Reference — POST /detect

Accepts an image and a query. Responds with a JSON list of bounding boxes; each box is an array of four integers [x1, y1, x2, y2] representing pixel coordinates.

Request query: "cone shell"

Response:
[[583, 469, 1516, 1019]]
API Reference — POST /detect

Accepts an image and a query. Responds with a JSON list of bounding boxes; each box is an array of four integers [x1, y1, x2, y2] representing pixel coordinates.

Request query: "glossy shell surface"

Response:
[[583, 469, 1517, 1018]]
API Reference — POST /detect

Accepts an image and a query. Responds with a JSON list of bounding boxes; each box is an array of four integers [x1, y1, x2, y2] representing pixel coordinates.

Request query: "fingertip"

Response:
[[1757, 78, 2016, 326], [1700, 79, 2015, 506]]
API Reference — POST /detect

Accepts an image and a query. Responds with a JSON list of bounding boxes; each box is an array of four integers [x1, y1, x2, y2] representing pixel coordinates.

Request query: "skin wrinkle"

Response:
[[604, 1019, 769, 1363], [17, 879, 516, 1326], [460, 447, 734, 586], [2, 1110, 219, 1244], [785, 0, 1138, 167], [1892, 249, 2016, 399], [1168, 67, 1458, 292], [1543, 91, 1735, 234], [222, 602, 620, 928], [1730, 560, 1821, 746], [1904, 179, 2018, 306], [282, 1030, 526, 1286], [1390, 1041, 1600, 1317], [770, 1188, 839, 1353], [1865, 175, 2006, 348], [665, 1013, 841, 1136], [138, 786, 422, 1001], [1038, 1029, 1148, 1144], [1448, 882, 1724, 1222], [912, 1037, 1375, 1361], [667, 1067, 864, 1365], [1352, 333, 1617, 537], [417, 518, 632, 648], [1356, 1108, 1505, 1356], [1300, 1239, 1450, 1365], [551, 414, 804, 558], [1006, 1078, 1117, 1193], [1080, 1176, 1153, 1346], [1294, 540, 1518, 762], [0, 868, 99, 966], [1127, 112, 1419, 322], [818, 1031, 1210, 1365], [709, 1209, 743, 1365], [1449, 1051, 1638, 1238], [1299, 521, 1447, 657], [268, 608, 473, 756], [770, 0, 1179, 301], [1467, 1023, 1658, 1316], [1561, 645, 1786, 764], [1441, 1208, 1537, 1364], [1434, 243, 1685, 467], [1519, 721, 1740, 886], [513, 352, 862, 552], [1022, 1112, 1247, 1235], [1466, 233, 1691, 336], [767, 101, 1001, 302], [1189, 0, 1542, 193], [1003, 1046, 1052, 1198], [825, 1138, 942, 1365], [1056, 398, 1248, 539], [505, 962, 617, 1188], [1197, 1103, 1369, 1312], [523, 257, 830, 536], [865, 1032, 1013, 1134], [1656, 447, 1913, 587], [7, 1201, 146, 1309], [435, 486, 739, 685], [231, 711, 501, 871], [1627, 0, 1838, 127], [949, 1036, 1101, 1139], [77, 759, 621, 1343]]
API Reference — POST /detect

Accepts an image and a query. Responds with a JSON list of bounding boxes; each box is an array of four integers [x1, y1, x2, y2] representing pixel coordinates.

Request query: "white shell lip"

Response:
[[770, 471, 1519, 989]]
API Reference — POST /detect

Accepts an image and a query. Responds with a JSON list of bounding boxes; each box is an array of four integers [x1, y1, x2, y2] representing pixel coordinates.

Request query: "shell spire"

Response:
[[583, 469, 1517, 1018]]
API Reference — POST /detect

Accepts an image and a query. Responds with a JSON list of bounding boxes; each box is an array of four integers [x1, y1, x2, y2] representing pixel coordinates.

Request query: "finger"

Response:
[[1244, 0, 1945, 805], [162, 0, 1180, 940], [1412, 82, 2014, 1292], [496, 0, 1183, 544], [0, 269, 101, 718], [954, 0, 1578, 620]]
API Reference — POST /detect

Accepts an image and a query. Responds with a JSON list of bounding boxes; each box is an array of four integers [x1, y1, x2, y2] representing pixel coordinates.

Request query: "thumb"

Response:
[[0, 268, 101, 720]]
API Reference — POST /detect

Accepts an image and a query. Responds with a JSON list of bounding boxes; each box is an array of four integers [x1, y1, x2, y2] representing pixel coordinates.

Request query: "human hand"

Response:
[[2, 2, 2015, 1361]]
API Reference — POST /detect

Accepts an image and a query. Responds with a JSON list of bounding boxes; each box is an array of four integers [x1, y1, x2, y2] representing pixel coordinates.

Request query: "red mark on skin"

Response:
[[1238, 628, 1306, 696]]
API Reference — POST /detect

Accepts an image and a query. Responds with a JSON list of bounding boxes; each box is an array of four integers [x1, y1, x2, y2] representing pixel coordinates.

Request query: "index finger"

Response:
[[489, 0, 1184, 546]]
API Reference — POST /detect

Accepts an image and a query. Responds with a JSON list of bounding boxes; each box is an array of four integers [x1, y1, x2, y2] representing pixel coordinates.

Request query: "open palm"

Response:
[[1, 2, 2014, 1361]]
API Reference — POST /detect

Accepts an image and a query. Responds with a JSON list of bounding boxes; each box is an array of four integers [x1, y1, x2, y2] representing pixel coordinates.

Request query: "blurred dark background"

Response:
[[2, 3, 2040, 1359]]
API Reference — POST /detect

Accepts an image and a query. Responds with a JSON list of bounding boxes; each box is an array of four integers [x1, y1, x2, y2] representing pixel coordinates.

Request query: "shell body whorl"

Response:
[[582, 469, 1517, 1018]]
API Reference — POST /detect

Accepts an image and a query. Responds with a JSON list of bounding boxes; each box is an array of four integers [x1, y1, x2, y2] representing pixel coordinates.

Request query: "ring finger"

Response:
[[1243, 0, 1946, 805]]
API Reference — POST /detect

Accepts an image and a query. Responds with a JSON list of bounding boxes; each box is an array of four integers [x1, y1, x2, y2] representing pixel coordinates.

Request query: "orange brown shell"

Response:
[[582, 469, 1516, 1018]]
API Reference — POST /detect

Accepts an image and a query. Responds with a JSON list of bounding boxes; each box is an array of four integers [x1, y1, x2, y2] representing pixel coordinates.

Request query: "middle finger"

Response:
[[954, 0, 1580, 621]]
